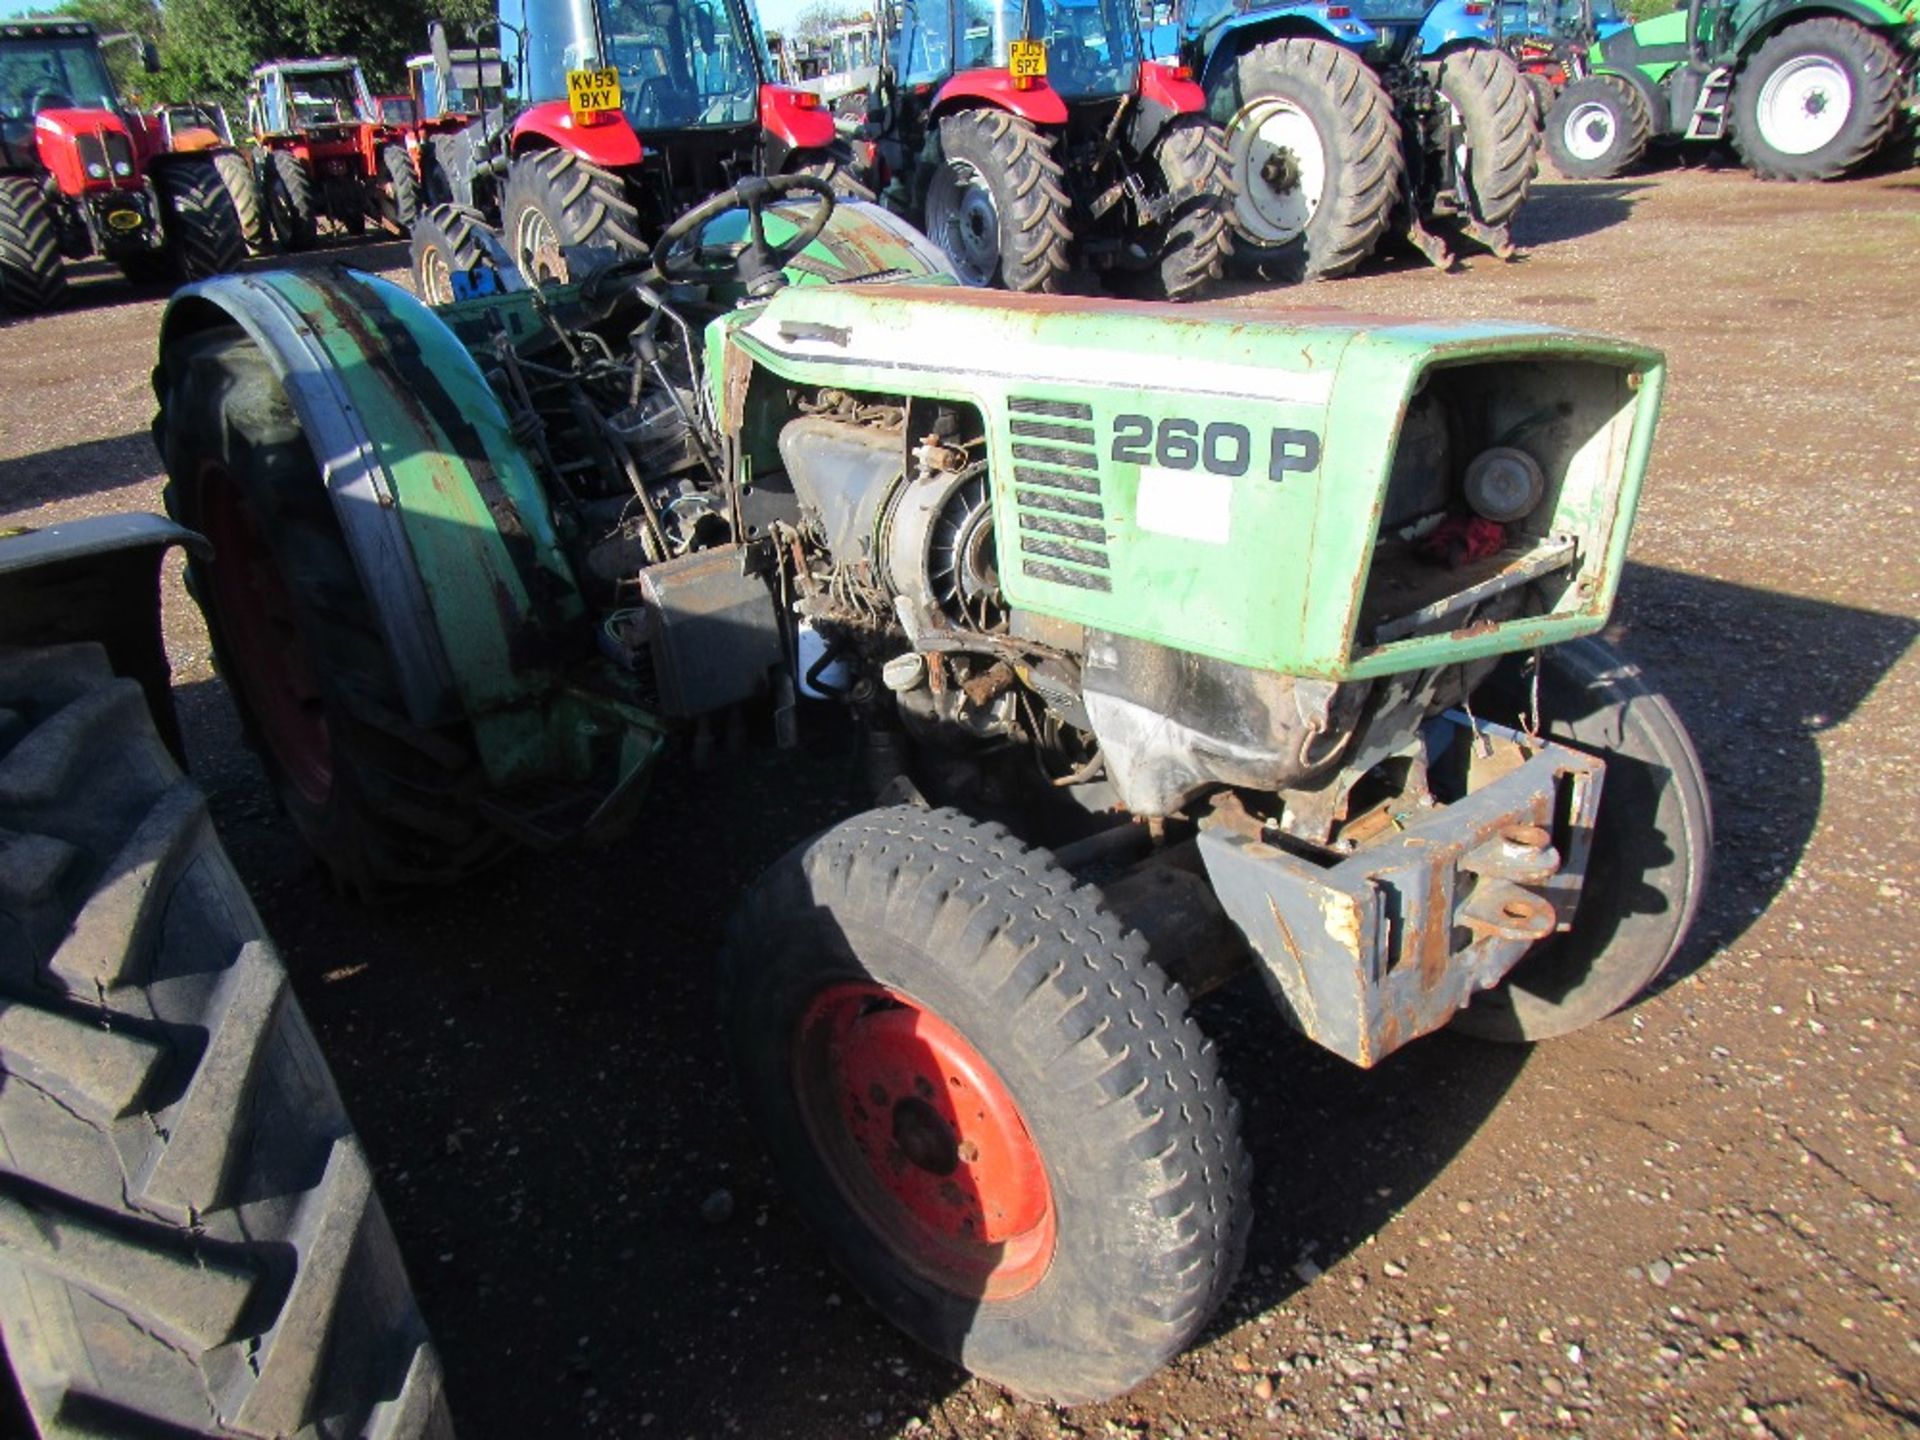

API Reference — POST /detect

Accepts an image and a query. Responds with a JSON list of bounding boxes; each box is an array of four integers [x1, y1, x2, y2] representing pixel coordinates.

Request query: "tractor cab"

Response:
[[884, 0, 1145, 105], [249, 59, 379, 139], [0, 18, 138, 184], [499, 0, 832, 215]]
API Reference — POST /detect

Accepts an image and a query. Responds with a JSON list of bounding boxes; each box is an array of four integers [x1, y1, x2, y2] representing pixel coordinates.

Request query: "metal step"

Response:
[[1685, 66, 1733, 141]]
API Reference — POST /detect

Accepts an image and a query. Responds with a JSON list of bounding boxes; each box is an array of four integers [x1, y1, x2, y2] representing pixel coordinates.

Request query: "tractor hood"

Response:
[[34, 107, 145, 193], [727, 284, 1665, 682]]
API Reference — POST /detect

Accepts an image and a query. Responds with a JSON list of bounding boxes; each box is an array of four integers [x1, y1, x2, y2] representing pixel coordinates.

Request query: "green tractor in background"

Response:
[[150, 178, 1709, 1403], [1543, 0, 1917, 178]]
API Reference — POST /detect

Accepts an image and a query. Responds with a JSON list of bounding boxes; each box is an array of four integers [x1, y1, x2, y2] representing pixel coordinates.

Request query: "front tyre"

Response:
[[1215, 37, 1401, 282], [212, 147, 268, 252], [410, 203, 489, 305], [382, 143, 423, 232], [266, 149, 317, 251], [0, 175, 67, 313], [722, 806, 1250, 1404], [1425, 46, 1540, 229], [1451, 638, 1712, 1042], [154, 156, 247, 281], [1544, 73, 1652, 179], [1731, 18, 1904, 181], [925, 109, 1072, 291]]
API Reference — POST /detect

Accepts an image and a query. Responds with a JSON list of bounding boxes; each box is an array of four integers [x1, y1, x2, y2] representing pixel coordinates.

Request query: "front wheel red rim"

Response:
[[198, 461, 335, 807], [794, 982, 1056, 1301]]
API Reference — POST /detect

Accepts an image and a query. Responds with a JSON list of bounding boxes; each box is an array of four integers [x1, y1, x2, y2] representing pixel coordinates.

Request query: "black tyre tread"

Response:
[[383, 144, 422, 233], [501, 147, 645, 282], [0, 176, 66, 314], [1544, 73, 1652, 179], [409, 203, 490, 305], [1451, 637, 1713, 1042], [154, 156, 247, 282], [721, 805, 1250, 1404], [211, 149, 268, 253], [156, 329, 507, 895], [1429, 46, 1541, 227], [1148, 115, 1234, 301], [0, 641, 451, 1438], [1731, 18, 1904, 181], [787, 142, 879, 202], [1227, 37, 1402, 281], [936, 108, 1073, 292], [268, 149, 317, 251]]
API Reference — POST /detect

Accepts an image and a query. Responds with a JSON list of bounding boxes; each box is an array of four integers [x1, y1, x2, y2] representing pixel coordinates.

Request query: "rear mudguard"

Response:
[[1417, 0, 1501, 56], [760, 84, 838, 154], [930, 69, 1072, 125], [1183, 9, 1385, 90], [1126, 59, 1210, 151], [155, 271, 661, 798], [510, 98, 645, 168]]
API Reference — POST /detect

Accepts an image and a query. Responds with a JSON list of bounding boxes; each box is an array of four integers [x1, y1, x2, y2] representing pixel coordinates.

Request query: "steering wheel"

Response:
[[28, 90, 74, 116], [653, 174, 835, 293]]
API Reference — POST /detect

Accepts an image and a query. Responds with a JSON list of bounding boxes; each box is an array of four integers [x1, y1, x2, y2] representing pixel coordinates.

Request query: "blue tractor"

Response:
[[1146, 0, 1542, 280]]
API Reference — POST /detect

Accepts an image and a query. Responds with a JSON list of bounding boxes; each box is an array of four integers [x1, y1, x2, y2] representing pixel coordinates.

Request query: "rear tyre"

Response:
[[383, 143, 422, 232], [212, 147, 268, 252], [1425, 46, 1540, 229], [501, 147, 645, 284], [266, 149, 317, 251], [722, 806, 1250, 1404], [154, 155, 247, 281], [0, 642, 451, 1437], [156, 328, 508, 896], [1545, 73, 1652, 179], [1142, 114, 1234, 301], [1731, 18, 1903, 181], [1451, 638, 1712, 1042], [410, 203, 489, 305], [0, 175, 67, 313], [926, 109, 1072, 292], [1215, 37, 1401, 281]]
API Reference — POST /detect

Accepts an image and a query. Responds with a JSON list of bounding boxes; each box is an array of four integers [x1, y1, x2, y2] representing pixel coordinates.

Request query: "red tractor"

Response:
[[246, 57, 418, 249], [863, 0, 1233, 298], [411, 0, 858, 292], [0, 16, 245, 312]]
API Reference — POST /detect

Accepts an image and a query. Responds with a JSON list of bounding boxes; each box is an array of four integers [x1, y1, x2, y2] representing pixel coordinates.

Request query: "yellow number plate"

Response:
[[566, 67, 623, 120], [1007, 40, 1048, 79]]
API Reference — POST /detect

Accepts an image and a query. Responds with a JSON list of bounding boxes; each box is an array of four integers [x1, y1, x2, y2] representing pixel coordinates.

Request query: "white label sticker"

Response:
[[1135, 466, 1232, 545]]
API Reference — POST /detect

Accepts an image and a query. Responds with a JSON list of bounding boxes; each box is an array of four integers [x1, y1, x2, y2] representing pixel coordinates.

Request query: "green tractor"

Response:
[[151, 178, 1709, 1402], [1543, 0, 1917, 179]]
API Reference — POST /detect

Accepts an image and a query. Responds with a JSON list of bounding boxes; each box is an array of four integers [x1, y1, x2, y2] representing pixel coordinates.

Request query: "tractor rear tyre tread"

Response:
[[501, 147, 645, 283], [0, 641, 451, 1438], [721, 805, 1251, 1405], [1146, 115, 1234, 302], [787, 141, 878, 202], [0, 175, 67, 314], [1427, 46, 1541, 229], [935, 109, 1074, 293], [267, 149, 317, 252], [157, 329, 508, 897], [1451, 637, 1712, 1042], [1224, 37, 1402, 282], [212, 148, 267, 253], [1544, 73, 1652, 179], [154, 156, 247, 282], [1731, 18, 1904, 181], [410, 203, 490, 306], [383, 144, 422, 233]]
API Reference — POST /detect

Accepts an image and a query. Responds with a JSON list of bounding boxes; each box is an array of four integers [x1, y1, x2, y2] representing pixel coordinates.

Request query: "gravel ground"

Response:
[[2, 165, 1915, 1440]]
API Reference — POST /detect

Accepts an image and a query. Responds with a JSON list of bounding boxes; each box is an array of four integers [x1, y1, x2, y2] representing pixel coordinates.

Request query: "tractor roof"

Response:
[[253, 57, 365, 77], [0, 17, 100, 38]]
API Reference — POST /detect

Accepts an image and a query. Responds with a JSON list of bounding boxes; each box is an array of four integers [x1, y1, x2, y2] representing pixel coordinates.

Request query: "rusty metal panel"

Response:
[[1198, 733, 1607, 1068]]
